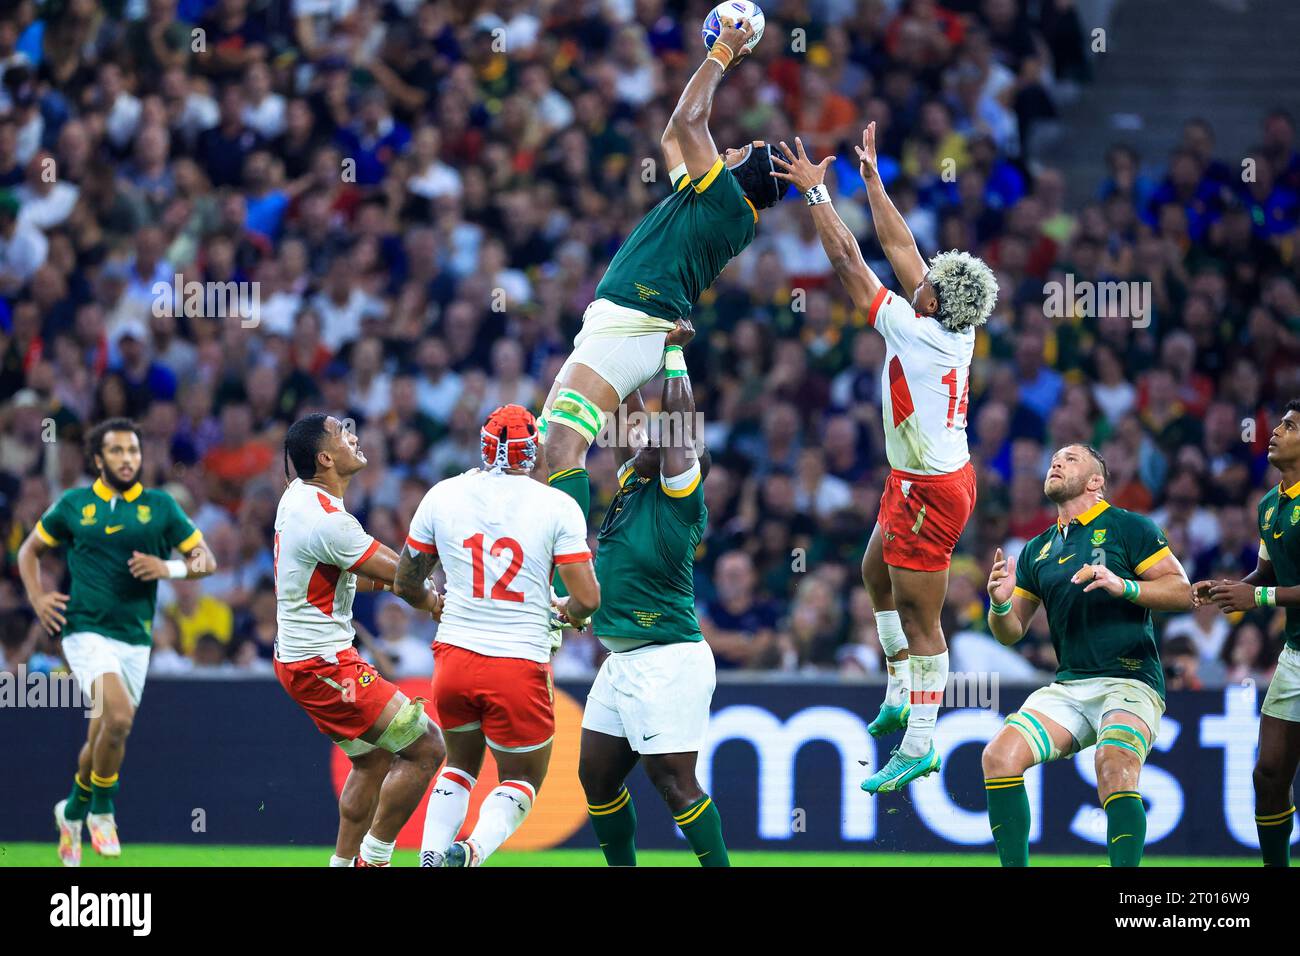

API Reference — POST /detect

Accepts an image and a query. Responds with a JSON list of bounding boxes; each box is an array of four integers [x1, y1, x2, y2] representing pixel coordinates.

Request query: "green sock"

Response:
[[89, 771, 119, 816], [1105, 791, 1146, 866], [985, 776, 1030, 866], [588, 787, 637, 866], [64, 774, 92, 822], [1256, 805, 1294, 866], [547, 468, 590, 597], [674, 795, 730, 867]]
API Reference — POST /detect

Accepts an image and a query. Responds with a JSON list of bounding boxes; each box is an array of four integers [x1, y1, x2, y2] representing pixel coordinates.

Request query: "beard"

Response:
[[101, 466, 139, 492], [1044, 474, 1087, 504]]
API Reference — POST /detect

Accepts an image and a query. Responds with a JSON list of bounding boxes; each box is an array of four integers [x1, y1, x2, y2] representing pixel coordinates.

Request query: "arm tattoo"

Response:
[[394, 545, 438, 603]]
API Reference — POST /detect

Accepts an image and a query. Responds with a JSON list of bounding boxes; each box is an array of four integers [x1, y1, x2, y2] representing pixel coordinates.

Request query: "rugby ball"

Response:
[[702, 1, 765, 54]]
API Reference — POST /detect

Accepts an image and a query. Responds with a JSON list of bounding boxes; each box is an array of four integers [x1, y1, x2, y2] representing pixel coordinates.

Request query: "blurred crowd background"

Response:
[[1, 0, 1297, 691]]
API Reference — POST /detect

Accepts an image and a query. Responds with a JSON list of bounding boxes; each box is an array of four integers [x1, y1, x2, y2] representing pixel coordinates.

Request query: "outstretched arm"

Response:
[[771, 138, 883, 313], [857, 123, 927, 295], [664, 17, 754, 179], [659, 320, 699, 480]]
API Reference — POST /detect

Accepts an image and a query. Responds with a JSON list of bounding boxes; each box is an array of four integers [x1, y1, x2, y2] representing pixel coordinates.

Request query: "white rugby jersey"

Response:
[[273, 478, 380, 663], [406, 469, 591, 664], [869, 286, 975, 476]]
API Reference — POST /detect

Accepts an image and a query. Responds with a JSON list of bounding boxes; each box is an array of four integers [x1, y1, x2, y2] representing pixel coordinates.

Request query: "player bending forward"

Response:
[[578, 322, 729, 866], [397, 404, 600, 868], [983, 444, 1191, 866], [275, 413, 446, 867], [19, 418, 215, 866], [1193, 399, 1300, 866], [539, 15, 781, 534], [773, 129, 998, 793]]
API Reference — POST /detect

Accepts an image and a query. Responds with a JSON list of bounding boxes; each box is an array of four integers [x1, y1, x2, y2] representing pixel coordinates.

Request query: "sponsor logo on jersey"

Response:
[[1264, 505, 1275, 526], [105, 525, 124, 535], [1036, 540, 1052, 562], [1091, 528, 1107, 546]]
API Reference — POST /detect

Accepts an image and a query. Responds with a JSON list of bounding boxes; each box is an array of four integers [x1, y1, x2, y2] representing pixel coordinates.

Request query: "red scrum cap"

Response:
[[481, 404, 539, 471]]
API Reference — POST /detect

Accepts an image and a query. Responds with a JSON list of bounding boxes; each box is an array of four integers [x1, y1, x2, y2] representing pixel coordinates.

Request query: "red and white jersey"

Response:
[[273, 478, 380, 664], [868, 286, 975, 476], [406, 469, 591, 664]]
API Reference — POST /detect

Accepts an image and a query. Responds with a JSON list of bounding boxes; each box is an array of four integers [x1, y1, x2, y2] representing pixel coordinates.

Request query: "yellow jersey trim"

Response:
[[693, 157, 725, 193], [176, 529, 204, 554], [1076, 499, 1110, 525], [1133, 546, 1172, 576], [1012, 586, 1040, 604], [93, 478, 144, 502], [34, 520, 58, 546], [660, 471, 702, 498], [1282, 480, 1300, 500]]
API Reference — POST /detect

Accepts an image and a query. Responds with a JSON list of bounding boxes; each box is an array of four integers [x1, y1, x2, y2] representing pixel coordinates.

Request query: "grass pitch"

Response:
[[0, 842, 1256, 867]]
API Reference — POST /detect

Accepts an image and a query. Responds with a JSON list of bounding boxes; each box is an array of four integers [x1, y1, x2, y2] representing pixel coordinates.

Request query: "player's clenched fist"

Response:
[[987, 547, 1015, 603], [666, 318, 695, 349]]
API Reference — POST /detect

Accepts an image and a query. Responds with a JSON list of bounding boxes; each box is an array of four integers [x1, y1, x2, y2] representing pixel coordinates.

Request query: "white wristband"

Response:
[[165, 559, 189, 579], [805, 184, 830, 206]]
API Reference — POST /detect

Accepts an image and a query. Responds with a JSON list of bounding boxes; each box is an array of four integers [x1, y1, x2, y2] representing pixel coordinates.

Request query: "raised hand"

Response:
[[855, 122, 879, 184], [714, 17, 755, 72], [770, 137, 834, 194], [987, 547, 1016, 604]]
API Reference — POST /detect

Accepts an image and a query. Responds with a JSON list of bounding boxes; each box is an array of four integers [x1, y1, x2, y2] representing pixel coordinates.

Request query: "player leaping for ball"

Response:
[[1192, 399, 1300, 866], [538, 14, 781, 537], [772, 128, 998, 793], [396, 405, 600, 868], [274, 413, 447, 867], [982, 445, 1191, 866]]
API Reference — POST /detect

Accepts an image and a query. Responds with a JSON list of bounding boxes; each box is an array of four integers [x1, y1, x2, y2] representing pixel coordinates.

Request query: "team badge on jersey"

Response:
[[1091, 528, 1107, 546], [80, 504, 96, 525], [137, 505, 152, 524], [1291, 507, 1299, 526], [358, 669, 375, 687], [1037, 540, 1052, 562]]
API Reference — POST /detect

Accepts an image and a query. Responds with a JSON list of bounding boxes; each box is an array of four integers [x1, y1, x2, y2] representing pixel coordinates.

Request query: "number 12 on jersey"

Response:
[[941, 367, 970, 429], [462, 533, 525, 603]]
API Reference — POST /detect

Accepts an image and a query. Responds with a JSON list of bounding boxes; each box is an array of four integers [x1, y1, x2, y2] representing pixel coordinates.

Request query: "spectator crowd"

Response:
[[0, 0, 1297, 691]]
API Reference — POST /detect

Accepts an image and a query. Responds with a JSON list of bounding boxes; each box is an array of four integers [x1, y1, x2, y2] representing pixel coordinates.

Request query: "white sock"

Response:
[[901, 651, 948, 757], [422, 767, 476, 866], [359, 830, 395, 866], [328, 854, 354, 867], [874, 610, 909, 706], [467, 780, 535, 862]]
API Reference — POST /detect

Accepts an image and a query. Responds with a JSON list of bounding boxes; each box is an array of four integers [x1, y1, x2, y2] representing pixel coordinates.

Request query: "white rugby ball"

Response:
[[702, 1, 765, 54]]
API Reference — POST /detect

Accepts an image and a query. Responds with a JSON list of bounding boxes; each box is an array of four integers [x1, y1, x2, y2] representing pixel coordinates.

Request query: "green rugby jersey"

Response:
[[35, 479, 203, 647], [1013, 500, 1171, 697], [594, 158, 757, 321], [1258, 479, 1300, 650], [591, 461, 707, 648]]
